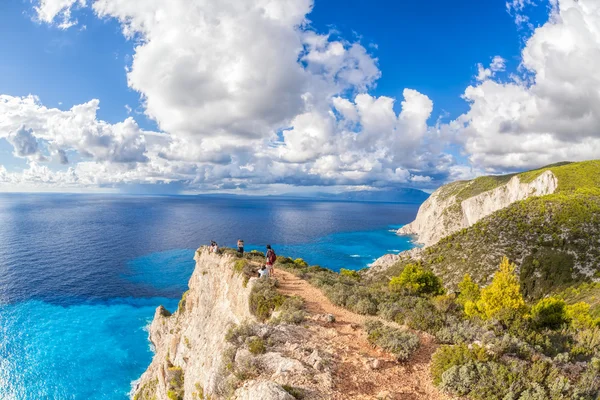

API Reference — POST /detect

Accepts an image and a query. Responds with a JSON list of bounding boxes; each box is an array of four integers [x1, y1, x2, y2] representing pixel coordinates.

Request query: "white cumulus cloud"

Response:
[[452, 0, 600, 170]]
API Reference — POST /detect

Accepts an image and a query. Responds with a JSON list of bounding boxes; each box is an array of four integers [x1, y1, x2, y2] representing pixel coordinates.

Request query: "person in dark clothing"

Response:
[[237, 239, 244, 257], [265, 244, 276, 277]]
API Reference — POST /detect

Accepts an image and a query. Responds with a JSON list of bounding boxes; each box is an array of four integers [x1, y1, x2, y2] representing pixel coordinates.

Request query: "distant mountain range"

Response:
[[277, 188, 430, 204]]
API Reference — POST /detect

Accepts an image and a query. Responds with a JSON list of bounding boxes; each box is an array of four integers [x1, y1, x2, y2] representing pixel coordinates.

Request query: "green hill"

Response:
[[377, 160, 600, 312]]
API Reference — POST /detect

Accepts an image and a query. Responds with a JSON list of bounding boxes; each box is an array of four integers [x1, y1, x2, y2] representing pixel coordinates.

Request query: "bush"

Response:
[[364, 320, 420, 361], [567, 302, 598, 330], [432, 293, 458, 313], [247, 337, 266, 355], [457, 274, 481, 306], [225, 322, 255, 344], [340, 268, 361, 280], [465, 257, 527, 324], [249, 279, 285, 321], [294, 258, 309, 267], [434, 318, 488, 345], [272, 296, 306, 325], [389, 263, 445, 296], [282, 384, 304, 399], [431, 344, 490, 385], [531, 297, 569, 329], [353, 297, 378, 315]]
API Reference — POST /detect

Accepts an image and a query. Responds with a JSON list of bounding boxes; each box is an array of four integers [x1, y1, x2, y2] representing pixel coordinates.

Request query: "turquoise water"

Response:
[[248, 224, 414, 271], [0, 298, 178, 400], [0, 194, 418, 399]]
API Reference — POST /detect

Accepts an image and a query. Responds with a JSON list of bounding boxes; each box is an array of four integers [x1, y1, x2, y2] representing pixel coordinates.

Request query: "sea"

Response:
[[0, 193, 419, 399]]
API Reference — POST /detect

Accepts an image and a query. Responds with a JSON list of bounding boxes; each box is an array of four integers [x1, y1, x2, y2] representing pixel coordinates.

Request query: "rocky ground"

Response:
[[275, 269, 448, 400]]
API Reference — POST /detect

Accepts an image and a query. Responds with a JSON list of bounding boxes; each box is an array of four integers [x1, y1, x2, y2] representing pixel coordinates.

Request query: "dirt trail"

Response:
[[274, 268, 449, 400]]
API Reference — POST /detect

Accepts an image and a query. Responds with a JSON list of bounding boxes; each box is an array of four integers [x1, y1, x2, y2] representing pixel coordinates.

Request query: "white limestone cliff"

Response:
[[398, 170, 558, 247], [132, 249, 333, 400], [133, 250, 255, 399]]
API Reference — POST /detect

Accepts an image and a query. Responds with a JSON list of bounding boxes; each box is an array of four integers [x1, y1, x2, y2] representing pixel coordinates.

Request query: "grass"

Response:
[[518, 160, 600, 192], [557, 282, 600, 318]]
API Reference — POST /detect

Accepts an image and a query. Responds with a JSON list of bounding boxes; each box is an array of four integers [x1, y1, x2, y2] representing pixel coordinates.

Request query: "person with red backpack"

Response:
[[265, 245, 276, 277]]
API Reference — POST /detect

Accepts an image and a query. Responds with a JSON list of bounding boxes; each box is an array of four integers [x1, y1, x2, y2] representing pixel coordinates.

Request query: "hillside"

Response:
[[133, 249, 447, 400], [398, 160, 600, 247], [375, 159, 600, 311], [135, 247, 600, 400]]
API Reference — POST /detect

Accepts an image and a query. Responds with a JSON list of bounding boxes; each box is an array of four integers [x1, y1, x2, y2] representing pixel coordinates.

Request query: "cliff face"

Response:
[[134, 250, 254, 399], [133, 249, 334, 400], [398, 171, 558, 247]]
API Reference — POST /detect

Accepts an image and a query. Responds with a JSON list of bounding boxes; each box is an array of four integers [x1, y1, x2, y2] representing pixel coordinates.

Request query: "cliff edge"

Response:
[[133, 249, 336, 400], [398, 170, 558, 247]]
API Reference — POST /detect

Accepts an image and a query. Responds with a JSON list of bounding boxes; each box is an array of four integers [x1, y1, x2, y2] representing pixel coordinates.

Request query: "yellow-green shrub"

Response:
[[389, 263, 445, 296], [567, 302, 598, 329], [457, 274, 480, 306], [465, 257, 527, 323]]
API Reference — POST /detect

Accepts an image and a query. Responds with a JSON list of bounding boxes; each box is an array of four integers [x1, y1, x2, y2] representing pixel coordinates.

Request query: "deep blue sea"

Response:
[[0, 194, 419, 399]]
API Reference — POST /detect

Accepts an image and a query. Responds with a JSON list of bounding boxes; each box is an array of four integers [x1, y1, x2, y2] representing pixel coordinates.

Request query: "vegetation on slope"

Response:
[[379, 189, 600, 313], [275, 255, 600, 400], [437, 159, 600, 202], [518, 159, 600, 192]]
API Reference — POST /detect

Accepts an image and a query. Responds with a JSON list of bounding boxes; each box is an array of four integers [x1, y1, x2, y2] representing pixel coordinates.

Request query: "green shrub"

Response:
[[439, 361, 514, 398], [457, 274, 480, 306], [247, 337, 266, 355], [134, 379, 158, 400], [389, 263, 445, 296], [294, 258, 309, 268], [531, 297, 569, 329], [281, 384, 304, 399], [340, 268, 361, 280], [225, 323, 254, 344], [353, 297, 378, 315], [567, 302, 598, 330], [364, 320, 420, 361], [432, 293, 458, 313], [178, 290, 189, 313], [431, 344, 490, 385], [234, 259, 248, 273], [465, 257, 527, 324], [272, 296, 306, 325], [249, 279, 285, 321], [434, 318, 487, 345]]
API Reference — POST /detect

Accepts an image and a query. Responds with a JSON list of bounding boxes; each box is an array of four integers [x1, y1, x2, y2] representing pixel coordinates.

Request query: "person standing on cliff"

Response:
[[266, 245, 276, 277], [237, 239, 244, 257]]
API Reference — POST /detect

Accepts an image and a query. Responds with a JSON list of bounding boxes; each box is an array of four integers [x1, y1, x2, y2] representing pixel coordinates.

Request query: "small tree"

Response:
[[566, 302, 597, 330], [389, 263, 445, 296], [531, 297, 569, 329], [467, 257, 527, 323], [457, 274, 481, 306]]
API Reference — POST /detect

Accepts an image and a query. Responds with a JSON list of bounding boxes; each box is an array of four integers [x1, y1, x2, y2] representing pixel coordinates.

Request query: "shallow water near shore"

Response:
[[0, 194, 418, 399]]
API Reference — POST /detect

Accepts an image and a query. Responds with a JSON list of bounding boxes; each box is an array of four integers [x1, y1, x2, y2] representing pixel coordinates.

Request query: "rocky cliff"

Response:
[[133, 249, 333, 400], [398, 170, 558, 246]]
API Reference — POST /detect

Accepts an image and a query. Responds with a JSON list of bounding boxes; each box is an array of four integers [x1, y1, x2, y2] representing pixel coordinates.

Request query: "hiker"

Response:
[[266, 245, 276, 277], [258, 265, 269, 279], [210, 241, 219, 253], [237, 239, 244, 256]]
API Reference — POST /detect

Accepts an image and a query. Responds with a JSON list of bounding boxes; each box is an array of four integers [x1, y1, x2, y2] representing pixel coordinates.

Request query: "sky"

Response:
[[0, 0, 598, 194]]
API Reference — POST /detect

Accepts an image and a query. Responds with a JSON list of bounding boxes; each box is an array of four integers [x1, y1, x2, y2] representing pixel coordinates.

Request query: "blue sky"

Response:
[[0, 0, 597, 193]]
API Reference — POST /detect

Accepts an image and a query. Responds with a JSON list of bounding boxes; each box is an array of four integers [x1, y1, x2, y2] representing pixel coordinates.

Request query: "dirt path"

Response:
[[275, 268, 449, 400]]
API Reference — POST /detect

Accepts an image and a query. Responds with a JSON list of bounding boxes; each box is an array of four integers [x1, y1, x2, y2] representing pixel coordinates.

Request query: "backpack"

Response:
[[267, 249, 276, 264]]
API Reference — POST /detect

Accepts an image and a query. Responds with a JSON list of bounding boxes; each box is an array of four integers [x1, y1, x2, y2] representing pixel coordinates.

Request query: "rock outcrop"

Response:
[[132, 249, 333, 400], [398, 171, 558, 247]]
